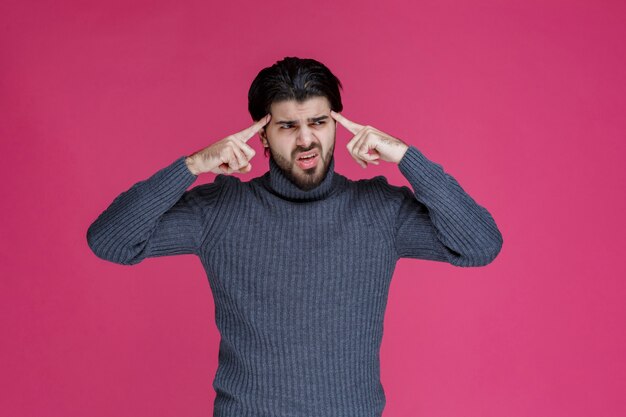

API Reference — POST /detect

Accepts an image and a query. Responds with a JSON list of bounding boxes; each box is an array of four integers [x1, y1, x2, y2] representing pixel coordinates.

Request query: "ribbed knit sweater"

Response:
[[87, 145, 503, 417]]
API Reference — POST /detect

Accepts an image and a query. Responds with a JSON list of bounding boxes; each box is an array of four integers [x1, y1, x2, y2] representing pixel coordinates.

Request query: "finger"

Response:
[[229, 144, 248, 170], [347, 134, 367, 168], [236, 140, 256, 161], [330, 110, 363, 135], [346, 126, 368, 154], [228, 127, 257, 161], [366, 151, 380, 165], [357, 142, 381, 164], [352, 130, 381, 168], [346, 127, 370, 167], [219, 162, 233, 174], [348, 142, 368, 168], [219, 145, 243, 171], [355, 133, 378, 162], [235, 114, 272, 143], [237, 163, 253, 173]]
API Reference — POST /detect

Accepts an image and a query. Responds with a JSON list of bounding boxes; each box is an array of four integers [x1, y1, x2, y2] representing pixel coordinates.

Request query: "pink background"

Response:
[[2, 0, 625, 416]]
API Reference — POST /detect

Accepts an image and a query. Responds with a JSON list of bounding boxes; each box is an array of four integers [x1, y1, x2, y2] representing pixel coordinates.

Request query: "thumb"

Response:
[[238, 163, 252, 173]]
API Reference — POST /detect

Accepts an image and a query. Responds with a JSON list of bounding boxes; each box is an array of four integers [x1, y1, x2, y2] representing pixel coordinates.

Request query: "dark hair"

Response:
[[248, 57, 343, 156]]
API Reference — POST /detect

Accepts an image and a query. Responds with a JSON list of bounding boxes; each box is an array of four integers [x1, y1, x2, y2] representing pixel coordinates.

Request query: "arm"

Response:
[[86, 115, 272, 266], [86, 156, 215, 265], [329, 110, 503, 267], [395, 145, 503, 267]]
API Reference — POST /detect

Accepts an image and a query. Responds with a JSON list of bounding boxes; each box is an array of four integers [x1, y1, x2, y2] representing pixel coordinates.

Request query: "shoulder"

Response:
[[345, 175, 415, 230], [183, 174, 237, 207]]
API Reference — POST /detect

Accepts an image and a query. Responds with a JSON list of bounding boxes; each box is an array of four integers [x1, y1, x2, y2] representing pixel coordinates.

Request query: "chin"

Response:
[[291, 171, 323, 190]]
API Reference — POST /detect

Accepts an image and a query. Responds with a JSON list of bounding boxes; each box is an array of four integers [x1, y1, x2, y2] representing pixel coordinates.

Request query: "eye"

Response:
[[312, 121, 326, 126], [280, 124, 294, 129]]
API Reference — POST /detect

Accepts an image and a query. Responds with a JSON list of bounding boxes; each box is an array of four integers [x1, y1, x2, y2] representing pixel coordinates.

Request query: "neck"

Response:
[[266, 155, 338, 201]]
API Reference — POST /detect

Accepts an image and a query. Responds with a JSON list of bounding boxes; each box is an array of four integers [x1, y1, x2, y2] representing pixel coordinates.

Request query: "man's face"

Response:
[[260, 96, 336, 191]]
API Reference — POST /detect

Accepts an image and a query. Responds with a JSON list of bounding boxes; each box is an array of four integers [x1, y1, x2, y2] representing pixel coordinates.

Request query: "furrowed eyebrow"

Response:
[[275, 115, 329, 124]]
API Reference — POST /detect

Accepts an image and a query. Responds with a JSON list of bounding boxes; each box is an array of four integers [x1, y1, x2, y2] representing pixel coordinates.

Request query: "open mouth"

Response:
[[296, 152, 319, 169]]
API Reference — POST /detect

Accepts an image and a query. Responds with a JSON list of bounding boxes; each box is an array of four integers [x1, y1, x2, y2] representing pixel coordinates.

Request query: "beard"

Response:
[[269, 141, 335, 191]]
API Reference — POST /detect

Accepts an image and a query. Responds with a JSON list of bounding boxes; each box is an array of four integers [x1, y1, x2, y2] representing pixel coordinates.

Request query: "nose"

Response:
[[296, 125, 314, 147]]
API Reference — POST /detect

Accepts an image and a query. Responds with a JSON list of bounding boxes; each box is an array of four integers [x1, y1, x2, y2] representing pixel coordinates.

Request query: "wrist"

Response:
[[395, 143, 410, 164]]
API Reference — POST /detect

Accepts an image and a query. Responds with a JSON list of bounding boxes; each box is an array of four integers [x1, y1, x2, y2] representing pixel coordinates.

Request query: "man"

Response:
[[87, 57, 503, 417]]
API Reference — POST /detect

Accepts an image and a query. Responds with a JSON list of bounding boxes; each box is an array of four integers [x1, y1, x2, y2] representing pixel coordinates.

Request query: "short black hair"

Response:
[[248, 57, 343, 156]]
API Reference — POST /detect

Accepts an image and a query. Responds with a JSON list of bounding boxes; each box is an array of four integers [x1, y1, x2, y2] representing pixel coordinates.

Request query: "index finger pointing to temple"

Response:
[[330, 110, 363, 135], [237, 114, 272, 142]]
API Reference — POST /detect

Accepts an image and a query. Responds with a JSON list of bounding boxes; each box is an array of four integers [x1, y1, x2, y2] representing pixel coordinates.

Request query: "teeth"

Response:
[[300, 154, 315, 159]]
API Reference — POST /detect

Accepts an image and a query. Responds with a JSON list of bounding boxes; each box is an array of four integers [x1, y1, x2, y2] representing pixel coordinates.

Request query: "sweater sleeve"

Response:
[[394, 145, 503, 267], [86, 156, 221, 265]]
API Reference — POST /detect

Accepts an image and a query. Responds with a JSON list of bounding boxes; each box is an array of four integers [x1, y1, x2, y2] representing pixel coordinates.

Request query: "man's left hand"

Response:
[[331, 110, 409, 168]]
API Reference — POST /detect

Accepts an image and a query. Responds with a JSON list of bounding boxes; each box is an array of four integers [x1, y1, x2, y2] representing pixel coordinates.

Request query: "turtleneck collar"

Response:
[[265, 154, 340, 202]]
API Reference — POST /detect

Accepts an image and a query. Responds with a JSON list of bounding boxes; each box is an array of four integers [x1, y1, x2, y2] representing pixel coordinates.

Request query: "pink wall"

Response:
[[2, 0, 625, 416]]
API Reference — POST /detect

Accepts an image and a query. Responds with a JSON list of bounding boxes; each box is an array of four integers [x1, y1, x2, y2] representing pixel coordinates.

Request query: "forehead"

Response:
[[270, 96, 330, 119]]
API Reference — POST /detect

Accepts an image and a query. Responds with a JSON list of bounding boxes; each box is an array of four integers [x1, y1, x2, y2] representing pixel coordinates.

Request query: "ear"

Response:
[[259, 127, 269, 147]]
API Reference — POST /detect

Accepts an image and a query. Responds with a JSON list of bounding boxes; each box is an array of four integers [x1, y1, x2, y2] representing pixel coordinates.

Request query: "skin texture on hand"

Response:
[[186, 114, 272, 175], [330, 110, 409, 167]]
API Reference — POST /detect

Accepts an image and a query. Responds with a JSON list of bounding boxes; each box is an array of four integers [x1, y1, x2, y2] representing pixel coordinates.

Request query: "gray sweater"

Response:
[[87, 145, 503, 417]]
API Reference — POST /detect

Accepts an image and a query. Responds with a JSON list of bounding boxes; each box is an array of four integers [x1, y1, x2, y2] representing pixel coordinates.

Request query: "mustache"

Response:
[[293, 145, 320, 156]]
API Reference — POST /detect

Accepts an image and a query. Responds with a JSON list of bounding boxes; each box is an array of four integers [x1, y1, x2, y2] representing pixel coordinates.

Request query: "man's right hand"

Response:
[[185, 114, 272, 175]]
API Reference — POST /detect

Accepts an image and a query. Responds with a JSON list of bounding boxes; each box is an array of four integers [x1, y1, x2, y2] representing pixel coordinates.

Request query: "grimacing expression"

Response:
[[260, 96, 336, 191]]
